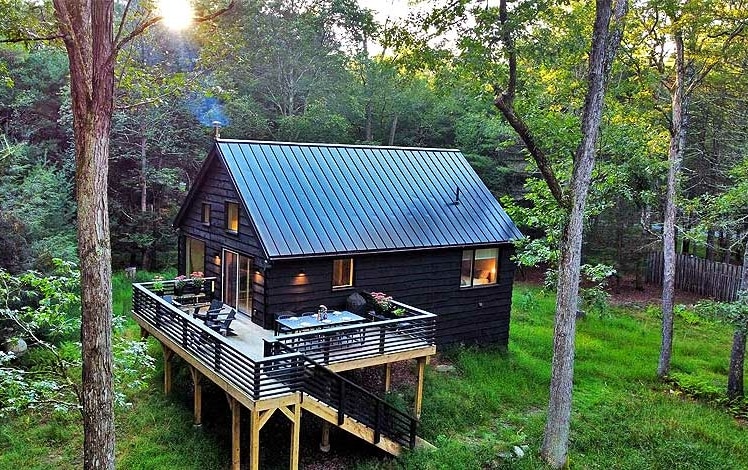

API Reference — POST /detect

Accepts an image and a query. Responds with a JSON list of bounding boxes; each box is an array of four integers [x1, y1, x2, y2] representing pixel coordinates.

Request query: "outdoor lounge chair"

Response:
[[194, 299, 225, 321], [205, 308, 236, 336]]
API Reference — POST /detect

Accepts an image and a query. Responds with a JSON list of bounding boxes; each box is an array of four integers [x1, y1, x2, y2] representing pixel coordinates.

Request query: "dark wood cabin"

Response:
[[174, 140, 523, 346]]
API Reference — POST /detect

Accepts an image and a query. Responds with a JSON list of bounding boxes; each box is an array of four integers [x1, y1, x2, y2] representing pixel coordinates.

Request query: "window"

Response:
[[201, 203, 211, 225], [185, 237, 205, 275], [332, 258, 354, 288], [225, 202, 239, 233], [460, 248, 498, 287]]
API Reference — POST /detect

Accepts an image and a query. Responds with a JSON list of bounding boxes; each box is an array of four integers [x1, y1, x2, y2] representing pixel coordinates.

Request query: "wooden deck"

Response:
[[131, 280, 436, 470]]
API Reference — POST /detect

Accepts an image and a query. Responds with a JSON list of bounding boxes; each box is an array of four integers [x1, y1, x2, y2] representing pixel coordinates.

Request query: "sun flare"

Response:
[[157, 0, 194, 30]]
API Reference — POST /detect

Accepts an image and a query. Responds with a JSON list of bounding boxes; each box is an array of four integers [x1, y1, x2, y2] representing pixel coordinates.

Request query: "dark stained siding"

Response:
[[264, 245, 516, 346], [176, 156, 267, 321]]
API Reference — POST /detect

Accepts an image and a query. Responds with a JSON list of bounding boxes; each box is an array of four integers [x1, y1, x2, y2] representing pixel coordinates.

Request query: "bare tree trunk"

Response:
[[727, 245, 748, 400], [388, 114, 398, 146], [140, 132, 147, 213], [364, 101, 374, 141], [658, 30, 685, 379], [728, 329, 746, 400], [53, 1, 115, 469], [706, 228, 714, 261]]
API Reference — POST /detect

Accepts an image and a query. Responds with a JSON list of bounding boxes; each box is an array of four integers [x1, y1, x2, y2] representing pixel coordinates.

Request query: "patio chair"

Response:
[[205, 308, 236, 336], [274, 312, 293, 336], [301, 311, 316, 317]]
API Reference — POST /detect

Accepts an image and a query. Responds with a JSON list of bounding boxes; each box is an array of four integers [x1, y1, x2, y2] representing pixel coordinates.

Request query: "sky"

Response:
[[361, 0, 412, 24]]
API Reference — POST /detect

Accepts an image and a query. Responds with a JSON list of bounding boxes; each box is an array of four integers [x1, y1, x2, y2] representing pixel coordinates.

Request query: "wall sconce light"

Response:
[[214, 252, 221, 266], [298, 269, 305, 276]]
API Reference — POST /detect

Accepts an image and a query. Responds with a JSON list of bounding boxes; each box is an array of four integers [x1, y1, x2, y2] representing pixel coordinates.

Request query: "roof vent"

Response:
[[453, 186, 461, 205], [212, 121, 222, 140]]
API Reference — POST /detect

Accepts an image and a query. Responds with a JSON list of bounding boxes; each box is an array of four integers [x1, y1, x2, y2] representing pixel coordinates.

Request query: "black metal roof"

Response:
[[214, 140, 522, 259]]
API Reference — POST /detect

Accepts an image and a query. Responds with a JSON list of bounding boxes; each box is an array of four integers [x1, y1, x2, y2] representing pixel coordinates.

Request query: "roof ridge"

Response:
[[216, 139, 460, 152]]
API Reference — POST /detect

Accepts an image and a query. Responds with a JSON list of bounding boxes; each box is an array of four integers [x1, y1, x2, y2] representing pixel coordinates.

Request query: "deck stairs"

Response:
[[268, 342, 434, 456]]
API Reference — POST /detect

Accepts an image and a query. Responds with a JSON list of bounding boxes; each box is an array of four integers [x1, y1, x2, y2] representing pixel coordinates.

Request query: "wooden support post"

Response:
[[228, 397, 241, 470], [384, 363, 392, 393], [189, 367, 202, 427], [290, 404, 301, 470], [414, 357, 426, 419], [140, 326, 150, 339], [319, 421, 331, 453], [249, 407, 261, 470], [161, 344, 174, 395]]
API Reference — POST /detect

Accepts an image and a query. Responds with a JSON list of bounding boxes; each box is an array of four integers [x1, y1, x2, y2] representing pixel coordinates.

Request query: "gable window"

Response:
[[460, 248, 498, 287], [225, 201, 239, 233], [201, 203, 211, 226], [332, 258, 354, 289]]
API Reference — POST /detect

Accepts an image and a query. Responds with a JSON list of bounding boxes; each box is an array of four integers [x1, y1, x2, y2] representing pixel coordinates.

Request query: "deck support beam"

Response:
[[228, 397, 241, 470], [189, 367, 203, 426], [161, 344, 174, 395], [140, 326, 150, 339], [289, 404, 301, 470], [319, 421, 331, 452], [414, 356, 426, 419], [384, 363, 392, 392], [250, 407, 261, 470]]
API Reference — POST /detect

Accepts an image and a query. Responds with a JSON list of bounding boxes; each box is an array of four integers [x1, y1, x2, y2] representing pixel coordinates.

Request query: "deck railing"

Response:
[[269, 300, 436, 366], [266, 340, 419, 449], [133, 281, 306, 400]]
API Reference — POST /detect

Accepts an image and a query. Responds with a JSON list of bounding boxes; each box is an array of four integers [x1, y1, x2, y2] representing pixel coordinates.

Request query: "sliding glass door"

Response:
[[222, 249, 252, 315]]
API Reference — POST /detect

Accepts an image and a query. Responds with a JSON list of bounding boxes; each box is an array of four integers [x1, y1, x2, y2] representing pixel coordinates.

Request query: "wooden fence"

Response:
[[645, 251, 744, 301]]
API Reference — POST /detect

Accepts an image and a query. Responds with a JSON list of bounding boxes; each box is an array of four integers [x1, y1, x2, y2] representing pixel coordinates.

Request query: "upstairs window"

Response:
[[225, 202, 239, 233], [332, 258, 354, 289], [201, 203, 211, 226], [460, 248, 498, 287]]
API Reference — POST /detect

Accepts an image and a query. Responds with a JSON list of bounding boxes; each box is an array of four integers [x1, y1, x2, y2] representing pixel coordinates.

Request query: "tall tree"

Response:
[[493, 0, 627, 465], [1, 1, 233, 467]]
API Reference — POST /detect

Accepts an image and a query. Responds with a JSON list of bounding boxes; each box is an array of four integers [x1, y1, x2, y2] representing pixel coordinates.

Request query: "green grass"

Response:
[[1, 281, 746, 469]]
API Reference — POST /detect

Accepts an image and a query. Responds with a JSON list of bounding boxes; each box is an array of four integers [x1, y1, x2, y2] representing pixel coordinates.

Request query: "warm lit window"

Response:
[[332, 258, 354, 288], [201, 203, 211, 225], [226, 202, 239, 232], [185, 237, 205, 275], [460, 248, 498, 287]]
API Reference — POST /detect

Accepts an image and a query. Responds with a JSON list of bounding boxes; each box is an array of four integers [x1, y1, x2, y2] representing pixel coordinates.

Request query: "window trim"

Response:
[[225, 201, 239, 234], [460, 248, 499, 289], [332, 258, 354, 290], [201, 203, 211, 226]]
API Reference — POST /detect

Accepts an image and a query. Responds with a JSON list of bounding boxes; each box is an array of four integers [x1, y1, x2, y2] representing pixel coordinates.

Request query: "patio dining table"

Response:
[[275, 310, 365, 334]]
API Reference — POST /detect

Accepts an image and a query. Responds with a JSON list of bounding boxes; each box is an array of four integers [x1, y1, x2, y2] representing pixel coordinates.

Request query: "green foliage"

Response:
[[0, 262, 155, 417]]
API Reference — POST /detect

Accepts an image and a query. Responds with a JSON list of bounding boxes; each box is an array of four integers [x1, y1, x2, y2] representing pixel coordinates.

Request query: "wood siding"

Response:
[[265, 246, 516, 346], [177, 156, 267, 322]]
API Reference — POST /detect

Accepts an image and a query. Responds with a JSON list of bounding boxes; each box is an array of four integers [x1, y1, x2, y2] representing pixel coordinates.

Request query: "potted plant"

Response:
[[152, 275, 165, 296], [369, 292, 407, 318], [190, 271, 205, 293], [174, 275, 188, 295]]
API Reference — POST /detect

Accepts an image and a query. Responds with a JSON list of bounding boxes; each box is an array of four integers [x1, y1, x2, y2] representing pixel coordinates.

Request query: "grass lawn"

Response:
[[1, 280, 746, 469]]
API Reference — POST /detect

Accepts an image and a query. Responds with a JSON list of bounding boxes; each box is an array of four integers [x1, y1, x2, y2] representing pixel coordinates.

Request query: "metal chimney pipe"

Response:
[[212, 121, 222, 140]]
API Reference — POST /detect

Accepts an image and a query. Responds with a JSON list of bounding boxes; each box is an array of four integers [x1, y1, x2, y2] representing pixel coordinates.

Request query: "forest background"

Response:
[[1, 0, 746, 288]]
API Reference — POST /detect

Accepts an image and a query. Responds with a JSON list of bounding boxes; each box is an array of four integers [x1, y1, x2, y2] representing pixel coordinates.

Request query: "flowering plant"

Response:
[[174, 275, 188, 289], [370, 292, 392, 311], [190, 271, 205, 289]]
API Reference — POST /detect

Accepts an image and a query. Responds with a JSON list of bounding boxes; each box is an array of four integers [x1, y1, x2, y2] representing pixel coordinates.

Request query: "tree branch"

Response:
[[493, 0, 566, 208], [0, 33, 64, 43]]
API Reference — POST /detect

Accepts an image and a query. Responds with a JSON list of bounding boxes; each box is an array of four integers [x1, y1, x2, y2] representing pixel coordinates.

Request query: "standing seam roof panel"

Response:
[[214, 141, 522, 258]]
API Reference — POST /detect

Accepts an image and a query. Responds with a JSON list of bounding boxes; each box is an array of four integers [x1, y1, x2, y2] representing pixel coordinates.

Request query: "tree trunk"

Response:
[[365, 101, 374, 142], [388, 114, 398, 146], [539, 0, 625, 466], [728, 329, 746, 400], [706, 228, 714, 261], [140, 130, 147, 213], [658, 30, 685, 379], [727, 244, 748, 400], [53, 1, 116, 468]]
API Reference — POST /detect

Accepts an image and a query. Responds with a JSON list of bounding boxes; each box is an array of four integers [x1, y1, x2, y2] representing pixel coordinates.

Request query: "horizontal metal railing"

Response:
[[133, 281, 306, 400], [270, 300, 436, 366]]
